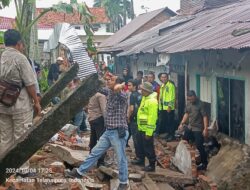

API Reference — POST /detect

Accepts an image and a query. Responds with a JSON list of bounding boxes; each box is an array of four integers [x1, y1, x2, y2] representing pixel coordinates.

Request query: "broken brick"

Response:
[[49, 162, 65, 173]]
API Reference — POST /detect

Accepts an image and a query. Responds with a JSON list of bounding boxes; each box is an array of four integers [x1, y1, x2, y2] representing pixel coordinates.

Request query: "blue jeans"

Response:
[[73, 111, 84, 127], [77, 129, 128, 184]]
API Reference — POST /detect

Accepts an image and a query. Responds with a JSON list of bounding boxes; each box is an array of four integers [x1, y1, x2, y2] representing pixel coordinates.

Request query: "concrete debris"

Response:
[[172, 140, 193, 177], [49, 143, 89, 166], [2, 126, 247, 190], [99, 166, 119, 179], [147, 168, 194, 186], [129, 173, 143, 182], [142, 175, 159, 190]]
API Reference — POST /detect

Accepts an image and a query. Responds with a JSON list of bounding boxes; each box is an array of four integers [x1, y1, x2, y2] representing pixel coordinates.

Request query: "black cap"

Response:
[[187, 90, 196, 97]]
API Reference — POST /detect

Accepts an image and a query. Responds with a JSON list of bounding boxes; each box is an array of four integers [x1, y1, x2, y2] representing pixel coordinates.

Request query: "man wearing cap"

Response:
[[178, 90, 208, 170], [133, 82, 158, 172], [47, 57, 64, 86]]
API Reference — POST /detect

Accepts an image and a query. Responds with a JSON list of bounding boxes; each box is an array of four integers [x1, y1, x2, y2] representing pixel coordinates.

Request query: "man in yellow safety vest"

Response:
[[158, 73, 176, 141], [131, 82, 158, 172]]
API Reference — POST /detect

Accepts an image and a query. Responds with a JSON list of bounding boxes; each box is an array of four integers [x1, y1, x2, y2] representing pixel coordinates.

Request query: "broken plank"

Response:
[[142, 175, 159, 190], [129, 180, 140, 190], [41, 63, 79, 109], [147, 168, 194, 186], [110, 179, 120, 190], [99, 166, 119, 178], [0, 74, 101, 184], [85, 181, 103, 189], [157, 183, 175, 190]]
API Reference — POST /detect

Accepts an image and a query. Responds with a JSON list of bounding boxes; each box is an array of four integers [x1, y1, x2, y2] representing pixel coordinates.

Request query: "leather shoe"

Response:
[[65, 168, 82, 179], [143, 164, 155, 172], [197, 163, 207, 171], [131, 159, 144, 166], [117, 183, 128, 190]]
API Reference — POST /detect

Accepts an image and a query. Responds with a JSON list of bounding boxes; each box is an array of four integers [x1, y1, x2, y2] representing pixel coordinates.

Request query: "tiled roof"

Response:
[[37, 7, 110, 29], [0, 16, 15, 29], [0, 7, 110, 30]]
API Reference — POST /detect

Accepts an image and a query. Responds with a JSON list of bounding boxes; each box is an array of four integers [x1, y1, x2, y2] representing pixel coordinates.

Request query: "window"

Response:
[[92, 24, 101, 32]]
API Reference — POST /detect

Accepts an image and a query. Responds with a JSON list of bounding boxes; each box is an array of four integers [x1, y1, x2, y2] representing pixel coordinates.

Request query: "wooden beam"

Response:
[[40, 63, 79, 109], [0, 74, 100, 184]]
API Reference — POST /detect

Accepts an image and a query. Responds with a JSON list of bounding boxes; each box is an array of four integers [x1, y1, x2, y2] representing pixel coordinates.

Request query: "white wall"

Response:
[[186, 50, 250, 144], [130, 54, 171, 83]]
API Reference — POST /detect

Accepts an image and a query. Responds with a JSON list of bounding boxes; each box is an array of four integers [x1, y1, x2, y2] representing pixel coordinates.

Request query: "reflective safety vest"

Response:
[[137, 92, 158, 136], [159, 81, 176, 111]]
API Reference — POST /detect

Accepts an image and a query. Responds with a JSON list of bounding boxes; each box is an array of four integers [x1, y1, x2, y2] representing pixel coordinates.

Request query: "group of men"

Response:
[[0, 29, 209, 190]]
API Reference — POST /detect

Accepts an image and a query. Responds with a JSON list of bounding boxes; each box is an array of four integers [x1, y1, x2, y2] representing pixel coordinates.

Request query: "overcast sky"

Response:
[[0, 0, 180, 18]]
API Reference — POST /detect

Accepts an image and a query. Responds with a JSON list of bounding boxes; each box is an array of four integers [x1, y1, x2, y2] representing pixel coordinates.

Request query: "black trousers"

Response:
[[159, 110, 175, 136], [137, 131, 156, 165], [128, 121, 140, 158], [183, 128, 208, 166], [89, 116, 106, 165]]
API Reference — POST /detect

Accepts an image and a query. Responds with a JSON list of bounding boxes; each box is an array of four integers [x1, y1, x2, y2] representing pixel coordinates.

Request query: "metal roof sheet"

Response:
[[99, 7, 176, 49], [117, 0, 250, 56]]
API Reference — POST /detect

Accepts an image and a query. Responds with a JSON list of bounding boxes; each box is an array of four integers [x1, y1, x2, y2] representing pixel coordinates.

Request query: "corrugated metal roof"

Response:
[[44, 23, 97, 79], [99, 7, 176, 49], [101, 15, 194, 52], [117, 0, 250, 56]]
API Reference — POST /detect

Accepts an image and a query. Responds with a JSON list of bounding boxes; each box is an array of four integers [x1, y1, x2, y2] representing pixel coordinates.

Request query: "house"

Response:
[[98, 7, 176, 72], [0, 7, 112, 64], [102, 0, 250, 144], [37, 7, 112, 46], [37, 7, 112, 64]]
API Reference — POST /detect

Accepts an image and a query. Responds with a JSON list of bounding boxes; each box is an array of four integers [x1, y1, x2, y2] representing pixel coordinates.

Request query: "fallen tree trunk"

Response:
[[40, 63, 79, 109], [0, 74, 100, 184]]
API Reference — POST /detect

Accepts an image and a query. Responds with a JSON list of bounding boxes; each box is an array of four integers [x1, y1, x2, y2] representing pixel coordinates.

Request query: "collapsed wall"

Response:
[[206, 133, 250, 189]]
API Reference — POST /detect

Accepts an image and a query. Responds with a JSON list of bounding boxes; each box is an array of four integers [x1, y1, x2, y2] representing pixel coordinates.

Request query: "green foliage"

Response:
[[52, 2, 73, 14], [0, 31, 4, 44], [93, 0, 135, 32], [39, 67, 49, 93], [0, 0, 11, 9], [13, 0, 96, 56]]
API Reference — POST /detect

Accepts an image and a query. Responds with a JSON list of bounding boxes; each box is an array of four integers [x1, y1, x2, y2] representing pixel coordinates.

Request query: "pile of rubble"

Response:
[[0, 122, 220, 190]]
